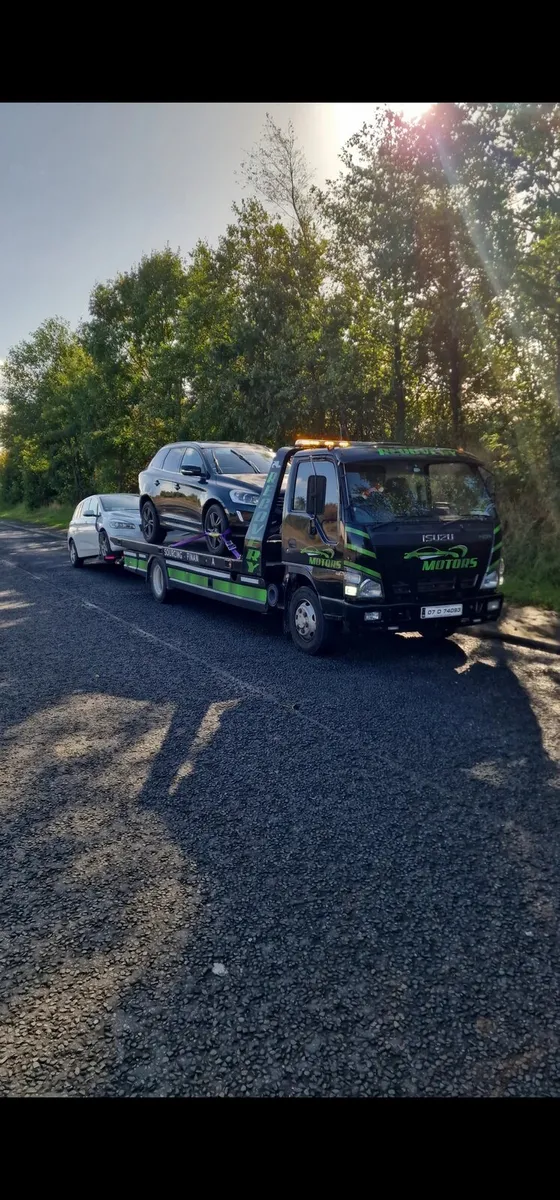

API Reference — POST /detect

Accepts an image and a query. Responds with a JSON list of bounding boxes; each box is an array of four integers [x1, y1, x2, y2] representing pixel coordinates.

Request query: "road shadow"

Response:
[[0, 560, 559, 1096]]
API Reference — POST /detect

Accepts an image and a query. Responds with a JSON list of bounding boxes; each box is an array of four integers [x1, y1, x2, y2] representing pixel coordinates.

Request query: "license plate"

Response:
[[421, 603, 463, 620]]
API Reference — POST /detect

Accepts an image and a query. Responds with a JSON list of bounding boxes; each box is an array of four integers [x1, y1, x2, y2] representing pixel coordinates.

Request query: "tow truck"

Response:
[[113, 440, 504, 655]]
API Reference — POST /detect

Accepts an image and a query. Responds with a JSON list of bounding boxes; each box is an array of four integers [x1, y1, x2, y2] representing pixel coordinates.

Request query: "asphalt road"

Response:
[[1, 520, 559, 1097]]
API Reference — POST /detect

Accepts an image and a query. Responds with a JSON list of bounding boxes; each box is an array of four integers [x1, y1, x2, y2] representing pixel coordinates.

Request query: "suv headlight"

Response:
[[481, 556, 504, 590], [230, 490, 258, 506], [344, 568, 384, 599]]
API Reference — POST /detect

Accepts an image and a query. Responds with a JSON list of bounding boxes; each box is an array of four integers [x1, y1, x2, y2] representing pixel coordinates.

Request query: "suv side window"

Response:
[[181, 447, 205, 473], [314, 459, 340, 541], [151, 447, 168, 470], [162, 447, 185, 472], [291, 460, 315, 512]]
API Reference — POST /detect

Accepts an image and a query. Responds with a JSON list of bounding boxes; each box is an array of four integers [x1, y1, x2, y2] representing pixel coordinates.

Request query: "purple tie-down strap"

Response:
[[170, 528, 241, 560]]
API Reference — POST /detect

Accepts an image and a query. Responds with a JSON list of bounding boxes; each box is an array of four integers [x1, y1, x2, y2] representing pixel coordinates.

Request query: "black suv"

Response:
[[138, 441, 277, 553]]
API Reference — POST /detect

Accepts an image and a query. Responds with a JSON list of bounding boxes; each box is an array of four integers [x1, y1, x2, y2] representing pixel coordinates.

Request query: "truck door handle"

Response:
[[288, 538, 296, 549]]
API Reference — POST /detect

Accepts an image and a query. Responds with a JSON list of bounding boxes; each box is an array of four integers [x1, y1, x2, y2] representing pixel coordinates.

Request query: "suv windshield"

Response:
[[100, 495, 140, 512], [211, 447, 274, 475], [344, 459, 494, 527]]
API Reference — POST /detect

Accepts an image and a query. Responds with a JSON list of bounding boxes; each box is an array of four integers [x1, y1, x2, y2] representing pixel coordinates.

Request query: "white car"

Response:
[[67, 494, 143, 567]]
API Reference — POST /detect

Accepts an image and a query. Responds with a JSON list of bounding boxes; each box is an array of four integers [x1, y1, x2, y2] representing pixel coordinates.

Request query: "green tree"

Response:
[[0, 318, 97, 506], [82, 247, 190, 487]]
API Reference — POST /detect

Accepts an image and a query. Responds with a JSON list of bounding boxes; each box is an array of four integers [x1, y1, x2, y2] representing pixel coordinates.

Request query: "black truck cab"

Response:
[[117, 439, 504, 655], [267, 440, 504, 652]]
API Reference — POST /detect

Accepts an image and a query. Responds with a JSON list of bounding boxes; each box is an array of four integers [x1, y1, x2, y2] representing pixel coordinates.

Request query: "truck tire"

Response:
[[289, 586, 336, 656], [149, 558, 170, 604], [141, 500, 166, 545]]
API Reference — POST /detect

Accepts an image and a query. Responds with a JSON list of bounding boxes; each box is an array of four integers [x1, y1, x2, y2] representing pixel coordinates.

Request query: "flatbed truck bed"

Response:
[[110, 441, 504, 655]]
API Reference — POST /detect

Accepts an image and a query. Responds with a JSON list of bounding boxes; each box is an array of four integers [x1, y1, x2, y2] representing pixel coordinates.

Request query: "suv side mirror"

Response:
[[306, 474, 327, 517]]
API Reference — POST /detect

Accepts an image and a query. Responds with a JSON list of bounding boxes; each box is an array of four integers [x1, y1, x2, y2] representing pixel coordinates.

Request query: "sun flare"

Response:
[[330, 102, 433, 149]]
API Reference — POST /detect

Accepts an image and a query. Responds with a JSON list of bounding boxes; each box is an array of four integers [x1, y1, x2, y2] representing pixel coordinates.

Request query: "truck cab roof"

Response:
[[291, 441, 483, 468]]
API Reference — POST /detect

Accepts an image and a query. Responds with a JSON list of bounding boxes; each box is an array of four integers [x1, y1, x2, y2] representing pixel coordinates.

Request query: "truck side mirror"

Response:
[[306, 474, 327, 517], [480, 468, 496, 501]]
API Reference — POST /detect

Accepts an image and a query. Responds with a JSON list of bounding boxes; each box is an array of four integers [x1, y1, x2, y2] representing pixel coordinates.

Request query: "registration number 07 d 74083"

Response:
[[420, 603, 463, 620]]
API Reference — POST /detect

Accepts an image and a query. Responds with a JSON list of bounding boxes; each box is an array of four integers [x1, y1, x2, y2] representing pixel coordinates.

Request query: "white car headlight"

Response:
[[229, 490, 258, 506], [481, 556, 504, 590], [109, 520, 137, 529]]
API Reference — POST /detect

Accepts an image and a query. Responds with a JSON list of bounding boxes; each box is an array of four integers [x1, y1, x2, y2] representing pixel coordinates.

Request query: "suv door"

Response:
[[157, 446, 186, 523], [177, 447, 207, 532]]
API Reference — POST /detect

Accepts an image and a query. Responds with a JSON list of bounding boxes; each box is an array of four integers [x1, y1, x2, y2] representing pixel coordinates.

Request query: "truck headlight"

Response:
[[344, 568, 384, 599], [344, 568, 361, 597], [359, 577, 384, 599], [230, 490, 258, 506], [481, 556, 504, 590]]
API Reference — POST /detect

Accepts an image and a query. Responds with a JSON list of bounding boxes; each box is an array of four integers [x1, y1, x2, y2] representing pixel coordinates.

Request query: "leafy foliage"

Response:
[[1, 105, 560, 607]]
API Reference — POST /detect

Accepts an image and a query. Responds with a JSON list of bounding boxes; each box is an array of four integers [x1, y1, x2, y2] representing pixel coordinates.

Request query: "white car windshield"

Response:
[[100, 495, 140, 512]]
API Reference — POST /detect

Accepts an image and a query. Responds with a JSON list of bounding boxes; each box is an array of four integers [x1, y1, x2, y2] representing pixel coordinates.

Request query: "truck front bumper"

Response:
[[339, 593, 504, 633]]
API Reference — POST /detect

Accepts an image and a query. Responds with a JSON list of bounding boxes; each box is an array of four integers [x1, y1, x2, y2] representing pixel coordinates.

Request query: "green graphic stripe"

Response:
[[494, 524, 501, 535], [491, 541, 502, 559], [168, 567, 210, 587], [344, 559, 381, 580], [346, 525, 369, 540], [347, 542, 377, 559], [124, 555, 147, 571], [213, 579, 267, 602], [168, 565, 266, 603]]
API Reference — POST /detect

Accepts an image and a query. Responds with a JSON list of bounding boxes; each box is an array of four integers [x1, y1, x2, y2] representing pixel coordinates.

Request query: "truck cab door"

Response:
[[282, 457, 343, 591]]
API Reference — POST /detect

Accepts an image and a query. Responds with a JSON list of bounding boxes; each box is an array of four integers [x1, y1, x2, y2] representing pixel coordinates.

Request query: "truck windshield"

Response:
[[344, 460, 494, 527]]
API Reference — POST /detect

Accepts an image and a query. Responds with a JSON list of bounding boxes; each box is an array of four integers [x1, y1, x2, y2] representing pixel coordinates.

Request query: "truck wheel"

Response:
[[68, 539, 84, 568], [149, 559, 170, 604], [204, 503, 228, 555], [289, 586, 335, 656], [421, 623, 456, 642], [141, 500, 166, 545]]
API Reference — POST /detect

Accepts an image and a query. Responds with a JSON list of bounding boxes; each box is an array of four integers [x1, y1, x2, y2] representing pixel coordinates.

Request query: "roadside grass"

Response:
[[501, 499, 560, 614], [0, 501, 74, 531], [503, 569, 560, 614]]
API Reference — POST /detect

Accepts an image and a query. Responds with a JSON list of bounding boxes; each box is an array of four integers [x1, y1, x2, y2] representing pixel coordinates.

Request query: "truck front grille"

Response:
[[391, 574, 478, 601]]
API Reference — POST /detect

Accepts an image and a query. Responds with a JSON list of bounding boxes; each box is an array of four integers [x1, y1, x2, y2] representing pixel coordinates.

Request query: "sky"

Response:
[[0, 102, 431, 363]]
